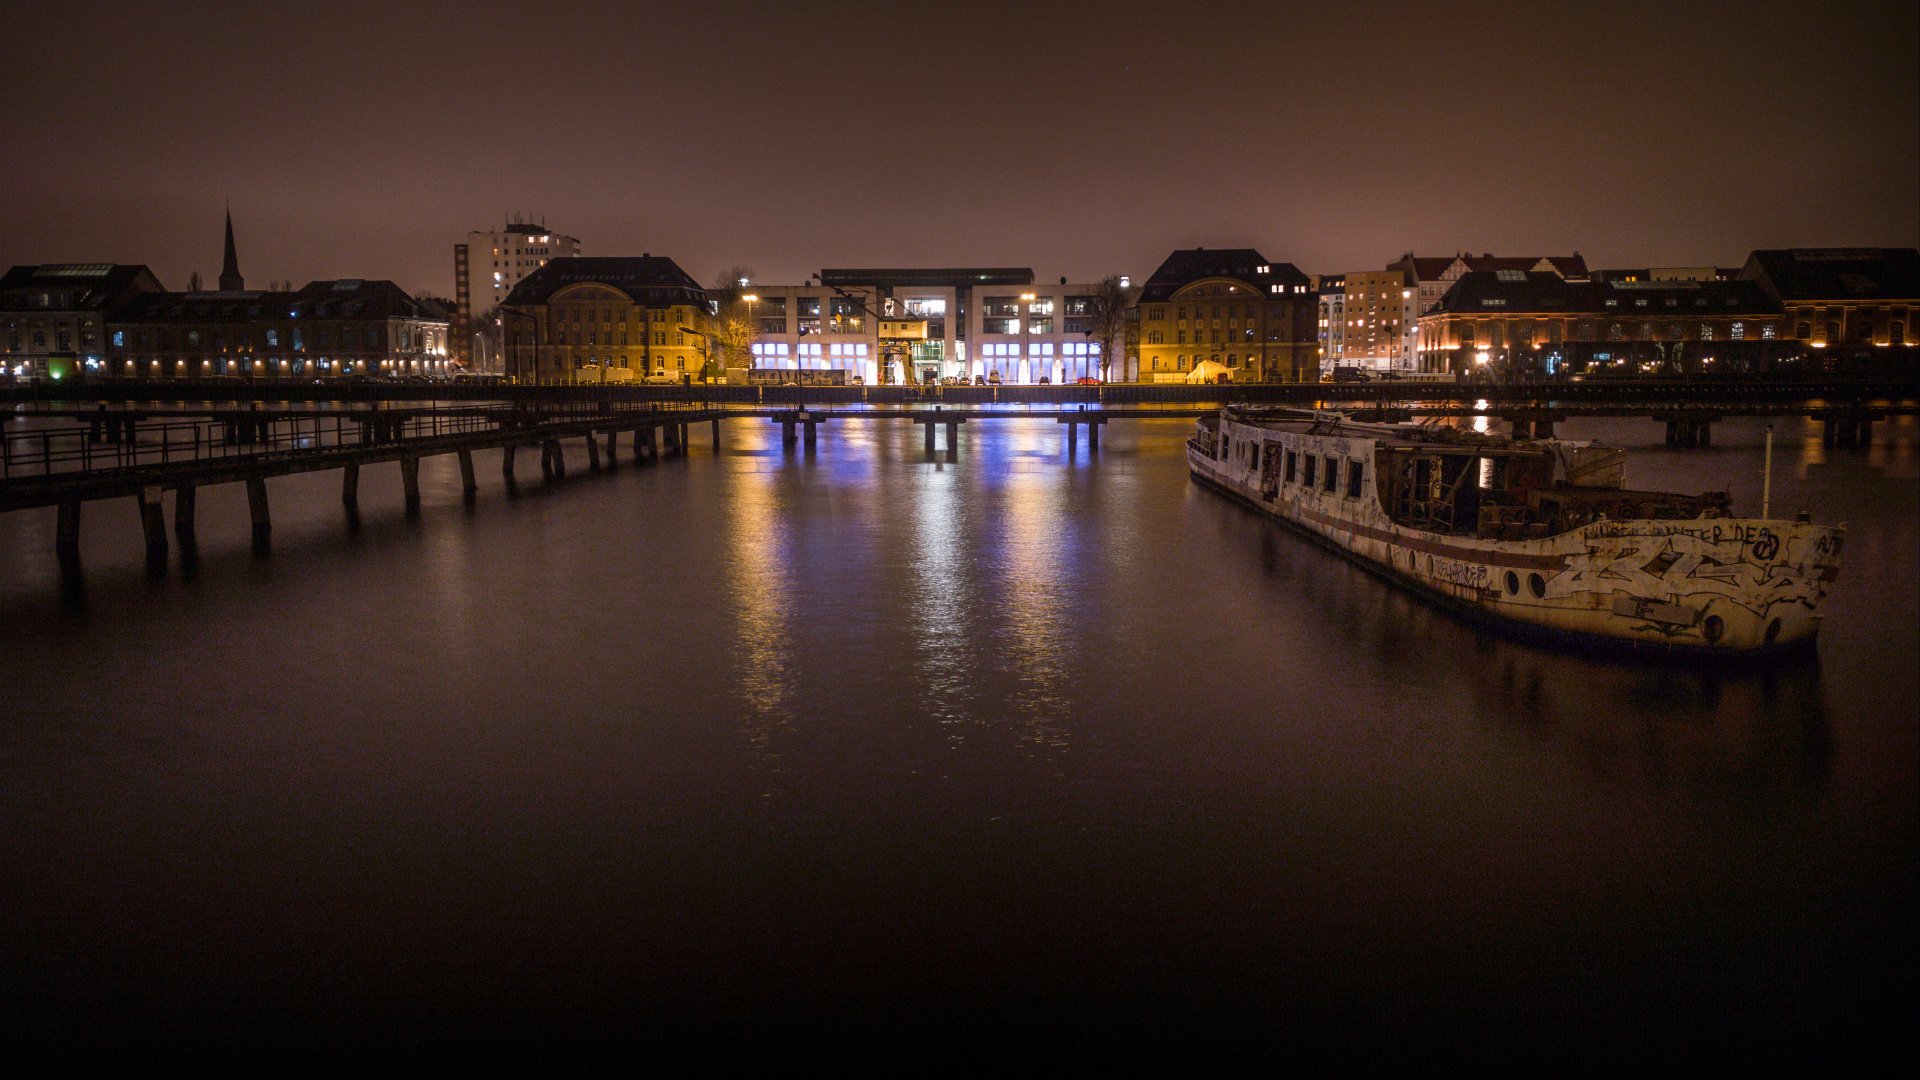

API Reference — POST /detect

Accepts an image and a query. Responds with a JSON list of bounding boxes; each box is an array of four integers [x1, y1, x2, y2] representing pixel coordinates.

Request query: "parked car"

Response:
[[987, 372, 1003, 385], [1332, 366, 1371, 383], [641, 371, 677, 384], [974, 375, 987, 386], [1075, 377, 1102, 385]]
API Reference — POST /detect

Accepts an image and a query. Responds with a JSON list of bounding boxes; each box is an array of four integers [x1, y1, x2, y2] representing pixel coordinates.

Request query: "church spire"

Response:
[[219, 207, 244, 291]]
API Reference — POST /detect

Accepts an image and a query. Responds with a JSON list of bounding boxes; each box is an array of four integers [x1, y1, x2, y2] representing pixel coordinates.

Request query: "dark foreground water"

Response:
[[2, 413, 1914, 1069]]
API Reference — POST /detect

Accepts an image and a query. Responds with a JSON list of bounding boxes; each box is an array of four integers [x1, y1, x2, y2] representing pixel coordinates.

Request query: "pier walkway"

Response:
[[3, 384, 1914, 565]]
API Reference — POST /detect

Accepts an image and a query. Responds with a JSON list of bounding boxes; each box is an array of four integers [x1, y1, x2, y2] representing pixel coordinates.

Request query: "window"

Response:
[[112, 330, 124, 348], [1700, 323, 1713, 341], [1826, 321, 1840, 343], [1285, 450, 1297, 484], [1148, 331, 1163, 344], [1026, 298, 1054, 316], [1323, 456, 1339, 493], [1795, 321, 1810, 339], [1730, 321, 1744, 340], [982, 297, 1017, 317], [1893, 322, 1906, 345], [1302, 455, 1316, 488], [1027, 317, 1053, 334]]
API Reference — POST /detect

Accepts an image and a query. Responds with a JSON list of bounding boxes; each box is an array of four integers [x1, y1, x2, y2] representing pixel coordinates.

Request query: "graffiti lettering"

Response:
[[1430, 557, 1489, 588]]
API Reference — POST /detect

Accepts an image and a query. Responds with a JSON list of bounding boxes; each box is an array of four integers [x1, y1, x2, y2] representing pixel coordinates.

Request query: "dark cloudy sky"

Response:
[[3, 0, 1915, 297]]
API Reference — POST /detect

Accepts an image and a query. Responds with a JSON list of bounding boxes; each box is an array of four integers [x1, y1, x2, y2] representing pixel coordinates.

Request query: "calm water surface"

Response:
[[2, 413, 1914, 1067]]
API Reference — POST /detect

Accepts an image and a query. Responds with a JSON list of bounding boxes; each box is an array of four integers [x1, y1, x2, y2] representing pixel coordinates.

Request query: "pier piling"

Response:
[[173, 485, 196, 544], [586, 434, 602, 472], [137, 486, 167, 560], [400, 456, 421, 513], [342, 463, 360, 507], [246, 478, 270, 554], [55, 501, 81, 558], [458, 450, 477, 495]]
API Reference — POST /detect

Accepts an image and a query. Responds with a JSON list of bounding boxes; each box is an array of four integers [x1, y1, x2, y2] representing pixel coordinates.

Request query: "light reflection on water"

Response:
[[0, 411, 1910, 1063]]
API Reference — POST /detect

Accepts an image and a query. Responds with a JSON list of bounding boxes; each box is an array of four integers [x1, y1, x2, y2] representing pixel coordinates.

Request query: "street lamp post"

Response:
[[742, 294, 756, 373], [1019, 291, 1036, 385]]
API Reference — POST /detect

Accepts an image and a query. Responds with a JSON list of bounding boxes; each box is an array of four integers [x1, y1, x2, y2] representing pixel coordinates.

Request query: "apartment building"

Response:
[[454, 221, 581, 370]]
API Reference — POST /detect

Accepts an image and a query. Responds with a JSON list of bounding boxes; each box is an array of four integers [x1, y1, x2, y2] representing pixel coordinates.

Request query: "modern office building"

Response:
[[1133, 249, 1317, 382], [737, 268, 1127, 385]]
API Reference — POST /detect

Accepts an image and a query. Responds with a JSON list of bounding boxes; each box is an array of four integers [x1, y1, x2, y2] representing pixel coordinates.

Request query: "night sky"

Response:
[[4, 0, 1915, 298]]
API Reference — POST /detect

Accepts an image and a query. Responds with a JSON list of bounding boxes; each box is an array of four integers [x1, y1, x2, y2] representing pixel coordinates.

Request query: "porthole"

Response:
[[1505, 570, 1520, 595], [1528, 573, 1546, 598], [1702, 614, 1724, 644]]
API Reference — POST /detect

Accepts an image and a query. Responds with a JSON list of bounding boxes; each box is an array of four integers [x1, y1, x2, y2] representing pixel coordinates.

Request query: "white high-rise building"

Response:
[[453, 220, 580, 370]]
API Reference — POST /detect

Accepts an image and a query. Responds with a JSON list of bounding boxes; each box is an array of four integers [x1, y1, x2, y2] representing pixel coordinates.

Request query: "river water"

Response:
[[2, 412, 1914, 1068]]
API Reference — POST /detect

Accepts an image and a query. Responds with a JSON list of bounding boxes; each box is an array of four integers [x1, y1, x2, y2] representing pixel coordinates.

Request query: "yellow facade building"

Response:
[[1134, 249, 1318, 382], [500, 256, 709, 384]]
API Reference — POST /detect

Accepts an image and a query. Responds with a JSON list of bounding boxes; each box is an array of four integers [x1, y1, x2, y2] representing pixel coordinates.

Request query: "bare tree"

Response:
[[705, 267, 759, 376], [1086, 275, 1132, 382]]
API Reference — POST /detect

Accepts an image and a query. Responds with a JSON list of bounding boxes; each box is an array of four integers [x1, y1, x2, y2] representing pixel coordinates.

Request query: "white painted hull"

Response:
[[1188, 419, 1841, 658]]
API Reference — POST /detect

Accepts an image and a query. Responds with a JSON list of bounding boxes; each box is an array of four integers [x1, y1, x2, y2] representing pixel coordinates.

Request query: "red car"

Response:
[[1075, 377, 1102, 385]]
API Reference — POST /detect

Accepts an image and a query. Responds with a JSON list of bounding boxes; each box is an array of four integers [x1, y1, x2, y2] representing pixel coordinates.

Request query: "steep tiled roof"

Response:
[[0, 263, 166, 311], [114, 280, 445, 323], [502, 256, 706, 307], [1392, 253, 1589, 282], [1427, 271, 1780, 317], [1741, 248, 1920, 302], [1140, 248, 1311, 302]]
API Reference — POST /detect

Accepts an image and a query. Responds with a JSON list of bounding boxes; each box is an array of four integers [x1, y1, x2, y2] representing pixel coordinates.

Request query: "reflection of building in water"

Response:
[[908, 466, 973, 734], [741, 268, 1122, 386], [998, 451, 1073, 747], [725, 474, 797, 730]]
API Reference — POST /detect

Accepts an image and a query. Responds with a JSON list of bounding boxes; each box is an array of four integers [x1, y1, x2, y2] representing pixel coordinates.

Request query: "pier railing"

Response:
[[0, 399, 689, 481]]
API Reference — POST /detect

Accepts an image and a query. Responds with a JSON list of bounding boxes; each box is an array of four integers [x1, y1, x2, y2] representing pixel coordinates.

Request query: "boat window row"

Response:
[[1260, 440, 1363, 500]]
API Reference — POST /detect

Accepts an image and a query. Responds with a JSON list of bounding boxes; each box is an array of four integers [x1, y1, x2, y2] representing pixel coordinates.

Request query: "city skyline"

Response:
[[3, 0, 1915, 299]]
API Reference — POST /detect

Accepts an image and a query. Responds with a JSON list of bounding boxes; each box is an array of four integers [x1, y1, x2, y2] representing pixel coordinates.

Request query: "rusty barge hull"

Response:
[[1188, 408, 1842, 660]]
